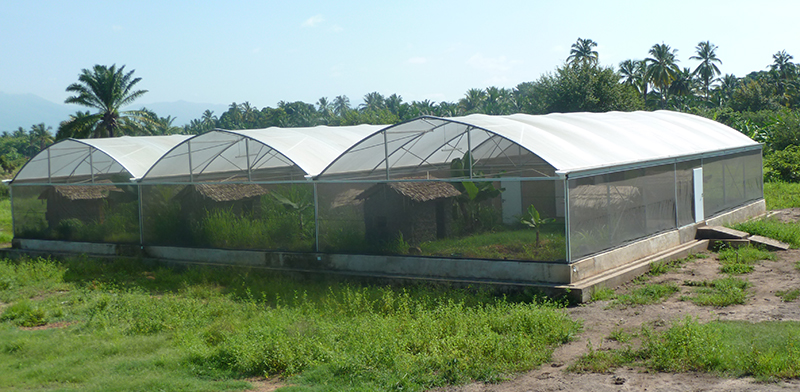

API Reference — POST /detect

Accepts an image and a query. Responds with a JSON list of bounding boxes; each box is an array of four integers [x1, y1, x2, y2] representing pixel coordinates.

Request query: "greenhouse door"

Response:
[[693, 167, 704, 222]]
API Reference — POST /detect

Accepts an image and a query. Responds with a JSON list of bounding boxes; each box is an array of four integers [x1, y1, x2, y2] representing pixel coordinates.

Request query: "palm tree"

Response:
[[619, 59, 650, 103], [25, 123, 54, 156], [459, 88, 486, 113], [689, 41, 722, 102], [567, 38, 599, 66], [769, 50, 797, 102], [60, 64, 151, 138], [646, 43, 681, 108], [716, 73, 739, 106], [359, 92, 386, 112], [333, 95, 351, 116]]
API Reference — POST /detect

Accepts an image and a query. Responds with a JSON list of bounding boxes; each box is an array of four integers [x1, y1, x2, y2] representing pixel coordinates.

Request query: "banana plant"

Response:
[[520, 204, 554, 246]]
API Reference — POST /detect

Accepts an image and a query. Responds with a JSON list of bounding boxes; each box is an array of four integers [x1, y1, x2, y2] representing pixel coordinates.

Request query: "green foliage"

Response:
[[0, 256, 580, 392], [776, 289, 800, 302], [765, 145, 800, 182], [612, 283, 680, 307], [420, 226, 566, 262], [571, 318, 800, 379], [717, 245, 775, 274], [682, 277, 751, 306], [589, 286, 616, 302], [519, 204, 555, 245], [763, 182, 800, 209], [0, 301, 46, 327]]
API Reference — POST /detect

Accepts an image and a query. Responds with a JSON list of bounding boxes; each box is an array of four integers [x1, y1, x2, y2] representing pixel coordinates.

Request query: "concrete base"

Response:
[[6, 199, 767, 302]]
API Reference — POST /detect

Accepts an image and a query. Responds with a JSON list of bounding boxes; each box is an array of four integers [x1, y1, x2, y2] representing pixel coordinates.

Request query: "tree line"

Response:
[[4, 38, 800, 179]]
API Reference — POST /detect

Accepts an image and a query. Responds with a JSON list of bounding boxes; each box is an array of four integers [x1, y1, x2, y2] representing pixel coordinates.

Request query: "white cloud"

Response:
[[302, 15, 324, 28], [407, 57, 427, 64]]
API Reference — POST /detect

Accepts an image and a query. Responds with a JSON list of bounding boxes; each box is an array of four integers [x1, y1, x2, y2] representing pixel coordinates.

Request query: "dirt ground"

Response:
[[433, 211, 800, 392]]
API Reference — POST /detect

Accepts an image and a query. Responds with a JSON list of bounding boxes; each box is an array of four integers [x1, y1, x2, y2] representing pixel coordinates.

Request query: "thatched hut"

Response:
[[357, 179, 462, 245], [39, 184, 126, 229], [174, 183, 270, 219]]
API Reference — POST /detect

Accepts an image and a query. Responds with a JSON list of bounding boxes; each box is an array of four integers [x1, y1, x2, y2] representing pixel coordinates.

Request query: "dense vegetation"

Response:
[[0, 256, 578, 391]]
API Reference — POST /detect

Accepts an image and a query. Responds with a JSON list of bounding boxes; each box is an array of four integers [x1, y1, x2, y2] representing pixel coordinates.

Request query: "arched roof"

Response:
[[318, 111, 761, 180], [12, 135, 190, 184], [141, 124, 385, 182]]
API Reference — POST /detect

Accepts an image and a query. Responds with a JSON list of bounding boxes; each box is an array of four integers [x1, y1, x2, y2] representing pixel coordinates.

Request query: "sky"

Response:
[[2, 0, 800, 110]]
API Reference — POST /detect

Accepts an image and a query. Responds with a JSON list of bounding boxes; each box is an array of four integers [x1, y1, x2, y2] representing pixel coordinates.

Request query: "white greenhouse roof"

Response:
[[319, 111, 761, 179], [12, 135, 190, 184], [141, 124, 386, 181]]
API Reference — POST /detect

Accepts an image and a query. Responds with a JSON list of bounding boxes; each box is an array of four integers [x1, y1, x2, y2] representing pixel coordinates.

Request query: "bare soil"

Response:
[[435, 236, 800, 391]]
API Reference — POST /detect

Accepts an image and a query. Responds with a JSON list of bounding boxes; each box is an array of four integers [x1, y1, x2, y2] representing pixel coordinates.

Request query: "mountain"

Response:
[[0, 92, 74, 132], [0, 92, 228, 133]]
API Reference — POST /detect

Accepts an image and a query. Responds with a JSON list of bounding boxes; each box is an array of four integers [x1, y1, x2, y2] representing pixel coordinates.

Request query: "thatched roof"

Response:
[[187, 183, 269, 202], [39, 184, 122, 201], [358, 178, 462, 202], [570, 185, 641, 209]]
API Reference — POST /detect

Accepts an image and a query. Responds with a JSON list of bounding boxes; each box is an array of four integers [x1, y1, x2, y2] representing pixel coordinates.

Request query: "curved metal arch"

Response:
[[12, 138, 133, 184]]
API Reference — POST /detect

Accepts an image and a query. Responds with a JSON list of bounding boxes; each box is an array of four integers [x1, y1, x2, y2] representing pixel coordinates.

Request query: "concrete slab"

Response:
[[749, 235, 791, 251], [696, 226, 750, 240]]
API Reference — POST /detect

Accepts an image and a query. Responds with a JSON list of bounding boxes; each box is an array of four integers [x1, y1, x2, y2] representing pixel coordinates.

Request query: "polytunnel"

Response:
[[9, 135, 190, 243], [136, 124, 386, 250], [315, 111, 763, 262]]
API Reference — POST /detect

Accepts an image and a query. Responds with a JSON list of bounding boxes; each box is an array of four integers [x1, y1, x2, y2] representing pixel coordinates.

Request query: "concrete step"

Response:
[[696, 226, 750, 240], [749, 235, 791, 251], [568, 239, 709, 302]]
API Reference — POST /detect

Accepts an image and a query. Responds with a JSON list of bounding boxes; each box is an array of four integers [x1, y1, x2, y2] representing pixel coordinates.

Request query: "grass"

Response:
[[763, 182, 800, 210], [0, 256, 580, 392], [731, 219, 800, 248], [681, 277, 751, 306], [612, 283, 680, 307], [420, 227, 566, 261], [572, 318, 800, 380], [717, 245, 775, 274], [776, 289, 800, 302], [0, 199, 12, 243]]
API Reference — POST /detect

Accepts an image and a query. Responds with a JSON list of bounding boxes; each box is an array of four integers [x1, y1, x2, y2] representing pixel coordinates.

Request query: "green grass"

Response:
[[717, 245, 775, 274], [764, 182, 800, 210], [612, 283, 680, 307], [0, 199, 11, 243], [590, 286, 616, 302], [681, 277, 751, 306], [776, 289, 800, 302], [0, 257, 580, 392], [420, 228, 566, 261], [731, 219, 800, 248], [571, 318, 800, 380]]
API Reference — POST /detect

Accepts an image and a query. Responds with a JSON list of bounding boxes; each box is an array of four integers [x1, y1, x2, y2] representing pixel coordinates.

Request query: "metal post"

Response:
[[313, 182, 320, 252], [138, 183, 144, 247], [564, 177, 571, 263], [187, 140, 194, 183], [47, 148, 51, 183], [383, 131, 390, 180], [467, 127, 473, 179], [89, 147, 95, 183], [245, 137, 252, 182], [673, 162, 679, 227]]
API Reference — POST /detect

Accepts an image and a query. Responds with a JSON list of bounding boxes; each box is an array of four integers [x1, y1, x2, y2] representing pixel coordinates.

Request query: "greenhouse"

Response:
[[9, 111, 765, 288]]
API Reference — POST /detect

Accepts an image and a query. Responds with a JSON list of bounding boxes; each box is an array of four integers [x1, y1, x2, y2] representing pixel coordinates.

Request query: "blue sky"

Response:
[[2, 0, 799, 109]]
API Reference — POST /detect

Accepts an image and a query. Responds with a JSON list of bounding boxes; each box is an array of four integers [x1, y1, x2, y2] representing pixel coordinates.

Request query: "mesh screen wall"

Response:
[[568, 164, 679, 260], [12, 183, 140, 243], [703, 150, 762, 218], [140, 182, 315, 251], [316, 179, 566, 262]]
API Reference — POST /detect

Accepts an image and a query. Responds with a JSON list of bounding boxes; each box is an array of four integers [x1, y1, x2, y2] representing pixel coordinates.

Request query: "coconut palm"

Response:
[[619, 59, 650, 103], [459, 88, 487, 113], [359, 92, 386, 112], [646, 43, 681, 108], [333, 95, 351, 116], [769, 50, 797, 102], [690, 41, 722, 102], [60, 64, 151, 138], [567, 38, 599, 66]]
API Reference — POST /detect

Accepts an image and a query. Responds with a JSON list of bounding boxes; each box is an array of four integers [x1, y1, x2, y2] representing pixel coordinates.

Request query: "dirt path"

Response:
[[435, 245, 800, 392]]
